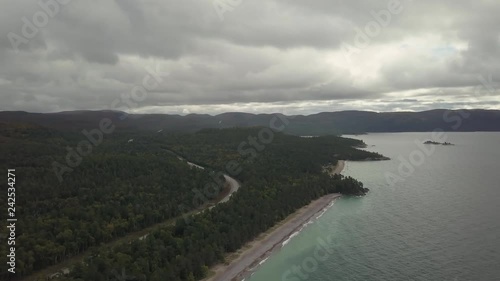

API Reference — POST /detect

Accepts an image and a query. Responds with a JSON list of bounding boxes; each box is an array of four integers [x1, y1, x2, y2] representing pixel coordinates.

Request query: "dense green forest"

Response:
[[0, 123, 385, 281], [2, 109, 500, 135], [0, 124, 225, 280]]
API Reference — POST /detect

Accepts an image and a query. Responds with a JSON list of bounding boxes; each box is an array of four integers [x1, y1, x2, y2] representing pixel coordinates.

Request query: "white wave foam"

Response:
[[316, 200, 337, 219], [282, 230, 300, 247]]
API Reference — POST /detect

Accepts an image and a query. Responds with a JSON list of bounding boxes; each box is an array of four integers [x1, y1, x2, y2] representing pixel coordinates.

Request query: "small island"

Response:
[[424, 140, 455, 146]]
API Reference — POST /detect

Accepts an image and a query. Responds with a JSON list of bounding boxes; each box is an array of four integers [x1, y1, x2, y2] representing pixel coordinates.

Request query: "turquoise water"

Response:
[[247, 132, 500, 281]]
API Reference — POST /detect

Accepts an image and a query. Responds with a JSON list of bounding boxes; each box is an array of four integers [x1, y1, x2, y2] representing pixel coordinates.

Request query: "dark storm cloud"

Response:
[[0, 0, 499, 114]]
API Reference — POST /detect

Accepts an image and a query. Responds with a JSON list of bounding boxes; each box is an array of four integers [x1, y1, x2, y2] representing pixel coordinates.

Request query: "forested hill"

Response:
[[1, 124, 384, 281], [52, 128, 383, 281], [0, 123, 225, 280], [1, 109, 499, 135]]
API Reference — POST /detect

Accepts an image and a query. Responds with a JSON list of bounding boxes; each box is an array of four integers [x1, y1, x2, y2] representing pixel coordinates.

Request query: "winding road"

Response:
[[26, 151, 242, 281], [167, 147, 242, 204], [220, 175, 240, 203], [183, 158, 241, 203]]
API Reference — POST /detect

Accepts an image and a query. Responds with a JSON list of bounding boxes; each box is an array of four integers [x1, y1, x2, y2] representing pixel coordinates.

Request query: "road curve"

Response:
[[220, 175, 240, 203]]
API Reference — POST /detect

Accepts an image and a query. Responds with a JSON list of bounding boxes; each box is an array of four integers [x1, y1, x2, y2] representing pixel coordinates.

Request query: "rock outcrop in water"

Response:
[[424, 140, 455, 146]]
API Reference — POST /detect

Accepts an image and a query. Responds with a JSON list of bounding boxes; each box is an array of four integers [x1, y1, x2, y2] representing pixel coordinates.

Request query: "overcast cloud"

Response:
[[0, 0, 499, 115]]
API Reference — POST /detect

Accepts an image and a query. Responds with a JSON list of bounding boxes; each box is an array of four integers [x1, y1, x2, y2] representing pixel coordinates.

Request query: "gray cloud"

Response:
[[0, 0, 499, 114]]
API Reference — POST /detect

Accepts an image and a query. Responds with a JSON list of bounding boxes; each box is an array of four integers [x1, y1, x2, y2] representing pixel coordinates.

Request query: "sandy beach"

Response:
[[332, 160, 345, 175], [204, 161, 345, 281], [324, 159, 345, 176]]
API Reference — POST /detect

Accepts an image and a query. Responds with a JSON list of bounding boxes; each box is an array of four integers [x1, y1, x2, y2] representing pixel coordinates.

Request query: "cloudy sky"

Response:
[[1, 0, 499, 115]]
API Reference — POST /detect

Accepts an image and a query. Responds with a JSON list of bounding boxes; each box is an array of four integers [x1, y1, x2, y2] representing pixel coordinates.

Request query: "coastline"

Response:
[[204, 161, 345, 281], [323, 159, 346, 176], [332, 160, 345, 175]]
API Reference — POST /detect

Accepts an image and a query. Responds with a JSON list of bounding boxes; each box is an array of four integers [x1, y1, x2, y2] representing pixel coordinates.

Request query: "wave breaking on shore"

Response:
[[206, 161, 346, 281]]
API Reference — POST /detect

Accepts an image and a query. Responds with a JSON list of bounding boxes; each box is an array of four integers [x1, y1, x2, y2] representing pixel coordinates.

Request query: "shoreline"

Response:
[[205, 161, 345, 281], [323, 159, 346, 176], [332, 160, 345, 175]]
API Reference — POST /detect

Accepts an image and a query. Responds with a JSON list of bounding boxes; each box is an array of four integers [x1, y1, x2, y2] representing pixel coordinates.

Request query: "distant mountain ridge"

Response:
[[1, 109, 499, 135]]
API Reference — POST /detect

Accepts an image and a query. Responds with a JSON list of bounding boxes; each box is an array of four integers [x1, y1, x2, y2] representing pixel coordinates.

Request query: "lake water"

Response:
[[247, 132, 500, 281]]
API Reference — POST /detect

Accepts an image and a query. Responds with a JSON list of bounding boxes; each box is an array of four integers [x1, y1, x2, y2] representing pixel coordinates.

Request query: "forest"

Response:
[[0, 123, 385, 280]]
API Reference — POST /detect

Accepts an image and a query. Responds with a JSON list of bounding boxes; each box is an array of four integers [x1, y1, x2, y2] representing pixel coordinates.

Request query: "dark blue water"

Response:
[[247, 132, 500, 281]]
